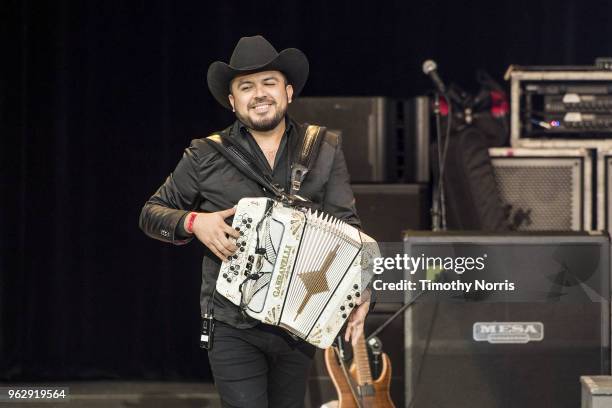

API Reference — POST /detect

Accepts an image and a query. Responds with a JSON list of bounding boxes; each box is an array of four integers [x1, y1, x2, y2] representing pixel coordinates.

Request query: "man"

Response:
[[139, 35, 370, 407]]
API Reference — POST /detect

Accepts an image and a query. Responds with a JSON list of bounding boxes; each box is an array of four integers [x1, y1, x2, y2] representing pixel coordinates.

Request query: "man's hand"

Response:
[[186, 207, 240, 261], [344, 287, 372, 346]]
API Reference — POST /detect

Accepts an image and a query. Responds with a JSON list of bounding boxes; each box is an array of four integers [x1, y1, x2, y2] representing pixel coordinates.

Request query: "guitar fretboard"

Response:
[[354, 334, 373, 385]]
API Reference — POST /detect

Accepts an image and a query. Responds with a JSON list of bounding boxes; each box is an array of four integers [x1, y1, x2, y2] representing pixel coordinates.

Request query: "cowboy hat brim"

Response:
[[207, 48, 309, 110]]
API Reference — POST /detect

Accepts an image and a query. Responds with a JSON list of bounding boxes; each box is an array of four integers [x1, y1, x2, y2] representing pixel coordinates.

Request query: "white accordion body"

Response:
[[216, 197, 378, 348]]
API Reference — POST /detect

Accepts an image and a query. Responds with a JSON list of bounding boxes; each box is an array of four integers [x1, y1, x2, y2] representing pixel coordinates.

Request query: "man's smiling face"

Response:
[[228, 70, 293, 132]]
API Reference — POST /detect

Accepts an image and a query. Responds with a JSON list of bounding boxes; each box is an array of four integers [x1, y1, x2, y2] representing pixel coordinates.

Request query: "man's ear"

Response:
[[228, 94, 235, 112], [286, 84, 294, 104]]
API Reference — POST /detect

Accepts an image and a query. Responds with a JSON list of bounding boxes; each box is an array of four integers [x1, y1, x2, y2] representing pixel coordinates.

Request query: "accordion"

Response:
[[216, 197, 379, 348]]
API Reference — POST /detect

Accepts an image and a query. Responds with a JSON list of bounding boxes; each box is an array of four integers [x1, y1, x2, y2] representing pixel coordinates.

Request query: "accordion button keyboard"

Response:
[[215, 197, 380, 349]]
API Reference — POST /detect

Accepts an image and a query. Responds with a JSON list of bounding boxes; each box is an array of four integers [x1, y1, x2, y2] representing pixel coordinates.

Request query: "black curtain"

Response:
[[2, 0, 612, 381]]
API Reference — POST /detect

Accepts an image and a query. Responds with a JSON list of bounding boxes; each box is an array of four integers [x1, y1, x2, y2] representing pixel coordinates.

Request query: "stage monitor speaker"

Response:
[[306, 184, 429, 405], [489, 147, 594, 231], [597, 149, 612, 232], [402, 232, 611, 408], [288, 97, 430, 183], [352, 184, 430, 242]]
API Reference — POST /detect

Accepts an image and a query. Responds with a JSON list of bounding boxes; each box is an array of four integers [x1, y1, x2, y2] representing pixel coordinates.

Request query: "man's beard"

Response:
[[236, 102, 287, 132]]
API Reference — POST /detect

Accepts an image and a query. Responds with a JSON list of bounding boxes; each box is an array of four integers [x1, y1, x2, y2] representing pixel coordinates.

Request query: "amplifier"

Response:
[[507, 68, 612, 147], [527, 86, 612, 134], [539, 112, 612, 133], [402, 231, 611, 408], [543, 92, 612, 113], [288, 97, 430, 183], [488, 147, 594, 231]]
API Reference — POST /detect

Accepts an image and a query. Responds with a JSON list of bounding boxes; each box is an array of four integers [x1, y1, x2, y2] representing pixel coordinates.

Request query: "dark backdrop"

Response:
[[2, 0, 612, 381]]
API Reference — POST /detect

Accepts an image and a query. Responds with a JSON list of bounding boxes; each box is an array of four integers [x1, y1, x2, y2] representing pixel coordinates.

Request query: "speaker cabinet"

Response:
[[352, 184, 430, 242], [289, 97, 430, 183], [489, 147, 594, 231], [402, 232, 610, 408], [597, 149, 612, 232]]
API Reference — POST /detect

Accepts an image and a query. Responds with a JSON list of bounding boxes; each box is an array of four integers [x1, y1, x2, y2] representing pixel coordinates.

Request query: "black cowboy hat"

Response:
[[207, 35, 309, 110]]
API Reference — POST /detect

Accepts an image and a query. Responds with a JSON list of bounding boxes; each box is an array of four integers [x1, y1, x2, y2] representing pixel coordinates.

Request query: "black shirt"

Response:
[[239, 119, 294, 193]]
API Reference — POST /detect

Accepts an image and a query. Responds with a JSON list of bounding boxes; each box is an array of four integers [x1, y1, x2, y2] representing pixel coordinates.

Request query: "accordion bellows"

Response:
[[216, 197, 378, 348]]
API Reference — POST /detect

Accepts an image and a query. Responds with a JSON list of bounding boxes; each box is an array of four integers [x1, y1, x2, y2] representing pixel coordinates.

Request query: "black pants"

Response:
[[208, 321, 316, 408]]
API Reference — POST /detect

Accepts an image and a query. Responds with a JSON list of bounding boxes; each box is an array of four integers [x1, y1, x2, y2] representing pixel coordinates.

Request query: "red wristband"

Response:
[[186, 212, 198, 234]]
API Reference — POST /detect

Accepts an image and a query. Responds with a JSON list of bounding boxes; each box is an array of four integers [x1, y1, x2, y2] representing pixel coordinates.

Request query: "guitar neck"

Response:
[[354, 334, 373, 385]]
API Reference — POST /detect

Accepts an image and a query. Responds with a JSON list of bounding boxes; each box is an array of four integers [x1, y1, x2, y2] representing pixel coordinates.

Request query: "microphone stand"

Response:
[[366, 288, 427, 342], [431, 93, 443, 231], [431, 91, 450, 231]]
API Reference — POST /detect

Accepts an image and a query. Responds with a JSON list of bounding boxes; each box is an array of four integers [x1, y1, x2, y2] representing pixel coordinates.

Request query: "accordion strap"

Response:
[[290, 125, 326, 196], [205, 134, 287, 200]]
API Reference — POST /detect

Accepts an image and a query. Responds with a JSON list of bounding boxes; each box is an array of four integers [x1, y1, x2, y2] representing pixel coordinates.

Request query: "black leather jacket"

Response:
[[139, 118, 360, 327]]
